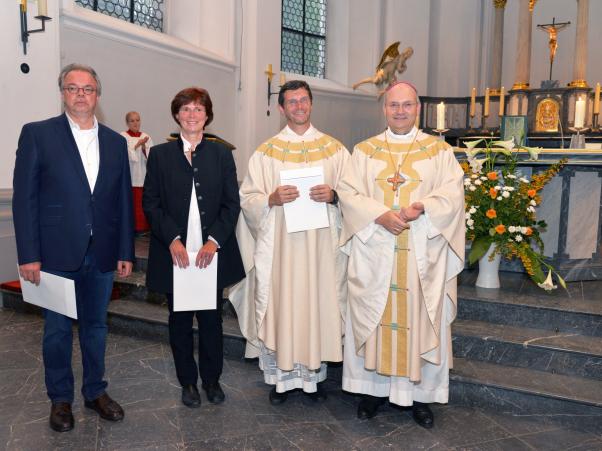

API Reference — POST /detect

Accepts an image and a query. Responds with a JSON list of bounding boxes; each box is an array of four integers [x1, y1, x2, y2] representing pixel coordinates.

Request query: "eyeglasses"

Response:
[[63, 85, 96, 95], [285, 97, 311, 107], [386, 102, 418, 112], [179, 106, 206, 114]]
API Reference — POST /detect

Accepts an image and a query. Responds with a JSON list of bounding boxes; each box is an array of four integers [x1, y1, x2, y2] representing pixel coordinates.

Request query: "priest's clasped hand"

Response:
[[399, 202, 424, 224], [309, 184, 334, 203], [376, 210, 408, 235], [269, 185, 300, 207]]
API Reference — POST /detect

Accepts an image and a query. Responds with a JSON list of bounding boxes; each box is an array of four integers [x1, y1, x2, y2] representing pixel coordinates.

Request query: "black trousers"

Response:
[[166, 289, 223, 387]]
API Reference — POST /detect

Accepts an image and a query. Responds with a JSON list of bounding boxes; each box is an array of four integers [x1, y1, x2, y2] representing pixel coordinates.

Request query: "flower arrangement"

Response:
[[461, 138, 567, 290]]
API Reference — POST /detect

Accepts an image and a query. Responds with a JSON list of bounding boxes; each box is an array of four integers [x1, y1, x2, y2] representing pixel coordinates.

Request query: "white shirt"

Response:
[[181, 136, 204, 253], [66, 113, 99, 192]]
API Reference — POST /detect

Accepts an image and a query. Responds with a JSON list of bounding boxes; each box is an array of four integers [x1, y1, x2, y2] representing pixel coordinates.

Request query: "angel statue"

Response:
[[352, 42, 414, 98]]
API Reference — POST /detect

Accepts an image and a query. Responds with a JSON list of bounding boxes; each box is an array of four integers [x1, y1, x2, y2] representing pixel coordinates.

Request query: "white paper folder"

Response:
[[173, 252, 218, 311], [280, 166, 329, 233], [19, 270, 78, 319]]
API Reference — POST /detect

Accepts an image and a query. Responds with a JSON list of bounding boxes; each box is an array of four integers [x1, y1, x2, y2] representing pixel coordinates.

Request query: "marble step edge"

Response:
[[453, 319, 602, 359], [457, 288, 601, 317], [450, 358, 602, 409]]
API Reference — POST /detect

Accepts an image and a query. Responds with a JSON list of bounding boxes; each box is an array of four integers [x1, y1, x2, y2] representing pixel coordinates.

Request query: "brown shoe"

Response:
[[84, 393, 124, 421], [49, 402, 74, 432]]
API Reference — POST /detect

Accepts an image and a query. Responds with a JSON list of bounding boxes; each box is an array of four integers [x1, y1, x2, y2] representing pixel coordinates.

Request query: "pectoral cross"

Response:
[[386, 165, 405, 191]]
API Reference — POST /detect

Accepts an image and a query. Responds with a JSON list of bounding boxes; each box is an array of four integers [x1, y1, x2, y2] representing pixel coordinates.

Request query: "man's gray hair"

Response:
[[58, 63, 102, 96]]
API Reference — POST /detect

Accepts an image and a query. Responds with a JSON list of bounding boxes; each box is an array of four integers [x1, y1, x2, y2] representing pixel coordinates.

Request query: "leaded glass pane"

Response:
[[304, 0, 326, 36], [282, 30, 304, 75], [282, 0, 304, 32], [74, 0, 163, 32], [304, 35, 326, 77], [281, 0, 327, 78]]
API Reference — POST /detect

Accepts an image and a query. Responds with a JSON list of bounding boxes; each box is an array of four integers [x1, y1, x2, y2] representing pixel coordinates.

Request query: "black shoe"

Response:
[[84, 393, 124, 421], [357, 395, 385, 419], [181, 384, 201, 408], [305, 383, 327, 403], [268, 387, 288, 405], [202, 382, 225, 404], [49, 402, 74, 432], [412, 402, 434, 429]]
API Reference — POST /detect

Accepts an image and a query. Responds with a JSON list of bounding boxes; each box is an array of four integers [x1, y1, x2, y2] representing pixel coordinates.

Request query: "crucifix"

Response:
[[537, 17, 570, 81], [386, 165, 405, 191]]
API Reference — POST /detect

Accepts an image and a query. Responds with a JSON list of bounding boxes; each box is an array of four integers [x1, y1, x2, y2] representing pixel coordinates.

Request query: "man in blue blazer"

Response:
[[12, 63, 134, 432]]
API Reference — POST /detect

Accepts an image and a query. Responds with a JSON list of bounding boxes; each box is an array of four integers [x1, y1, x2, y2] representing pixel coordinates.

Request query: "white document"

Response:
[[280, 166, 329, 233], [173, 252, 218, 311], [19, 270, 77, 319]]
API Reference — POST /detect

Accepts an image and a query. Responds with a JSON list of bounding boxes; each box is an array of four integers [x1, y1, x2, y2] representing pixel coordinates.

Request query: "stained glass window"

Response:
[[281, 0, 327, 78], [75, 0, 164, 32]]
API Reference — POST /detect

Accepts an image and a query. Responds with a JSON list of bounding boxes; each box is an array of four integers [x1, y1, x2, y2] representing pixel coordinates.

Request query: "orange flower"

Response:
[[487, 172, 498, 181], [527, 189, 537, 198], [489, 187, 497, 199], [486, 209, 497, 219], [525, 227, 533, 236], [495, 224, 506, 234]]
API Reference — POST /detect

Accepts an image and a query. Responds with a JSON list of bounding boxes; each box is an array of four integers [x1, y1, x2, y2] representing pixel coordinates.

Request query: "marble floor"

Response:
[[0, 308, 600, 451]]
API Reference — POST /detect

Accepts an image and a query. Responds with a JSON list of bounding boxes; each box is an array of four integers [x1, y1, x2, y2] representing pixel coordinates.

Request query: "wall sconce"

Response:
[[265, 64, 286, 116], [20, 0, 52, 55]]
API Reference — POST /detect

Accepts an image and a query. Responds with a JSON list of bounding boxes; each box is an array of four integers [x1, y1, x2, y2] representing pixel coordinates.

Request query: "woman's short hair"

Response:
[[171, 87, 214, 128]]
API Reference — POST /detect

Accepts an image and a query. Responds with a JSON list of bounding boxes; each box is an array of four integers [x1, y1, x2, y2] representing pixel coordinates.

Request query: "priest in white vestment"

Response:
[[230, 80, 349, 404], [337, 81, 465, 428]]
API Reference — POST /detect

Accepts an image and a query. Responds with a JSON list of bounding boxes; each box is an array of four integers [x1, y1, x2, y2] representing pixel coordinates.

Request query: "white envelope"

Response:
[[19, 270, 77, 319], [173, 252, 218, 311], [280, 166, 330, 233]]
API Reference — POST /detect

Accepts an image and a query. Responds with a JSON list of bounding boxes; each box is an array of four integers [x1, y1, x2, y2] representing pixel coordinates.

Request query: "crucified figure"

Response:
[[537, 17, 570, 80]]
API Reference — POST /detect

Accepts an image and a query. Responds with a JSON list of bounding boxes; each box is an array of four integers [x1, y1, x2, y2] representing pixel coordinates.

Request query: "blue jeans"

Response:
[[43, 249, 114, 403]]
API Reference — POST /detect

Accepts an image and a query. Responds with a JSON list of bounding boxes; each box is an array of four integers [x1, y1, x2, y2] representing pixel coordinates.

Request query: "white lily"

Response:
[[492, 139, 515, 152], [468, 156, 487, 174], [521, 145, 542, 161], [537, 270, 557, 291], [464, 139, 483, 150]]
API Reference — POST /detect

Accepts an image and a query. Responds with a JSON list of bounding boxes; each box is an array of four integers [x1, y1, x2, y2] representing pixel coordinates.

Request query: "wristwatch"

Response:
[[329, 189, 339, 205]]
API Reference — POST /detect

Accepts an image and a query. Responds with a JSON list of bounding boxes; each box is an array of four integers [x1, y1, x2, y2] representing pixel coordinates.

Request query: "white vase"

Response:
[[476, 244, 501, 288]]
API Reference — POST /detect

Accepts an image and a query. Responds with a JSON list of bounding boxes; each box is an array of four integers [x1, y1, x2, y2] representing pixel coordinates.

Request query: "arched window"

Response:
[[75, 0, 164, 32], [281, 0, 327, 78]]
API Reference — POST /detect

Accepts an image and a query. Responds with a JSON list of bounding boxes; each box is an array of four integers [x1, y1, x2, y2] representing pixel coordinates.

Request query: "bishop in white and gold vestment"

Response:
[[338, 81, 464, 427]]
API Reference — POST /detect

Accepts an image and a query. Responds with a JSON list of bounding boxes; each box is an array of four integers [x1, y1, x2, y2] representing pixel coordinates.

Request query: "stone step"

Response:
[[452, 319, 602, 380], [106, 298, 246, 358], [457, 273, 602, 337], [450, 358, 602, 419]]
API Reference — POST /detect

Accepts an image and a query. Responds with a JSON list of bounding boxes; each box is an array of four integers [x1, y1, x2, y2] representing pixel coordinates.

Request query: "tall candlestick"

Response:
[[469, 87, 476, 117], [436, 102, 445, 130], [37, 0, 48, 16], [484, 88, 490, 117], [594, 82, 601, 115], [574, 97, 586, 128], [498, 86, 505, 116]]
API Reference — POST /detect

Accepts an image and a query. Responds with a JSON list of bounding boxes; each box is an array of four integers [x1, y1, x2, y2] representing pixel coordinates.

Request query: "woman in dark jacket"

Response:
[[143, 87, 244, 408]]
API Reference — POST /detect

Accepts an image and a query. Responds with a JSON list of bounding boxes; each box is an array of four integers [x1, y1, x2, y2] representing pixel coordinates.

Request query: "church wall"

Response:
[[0, 0, 62, 282], [60, 3, 238, 154]]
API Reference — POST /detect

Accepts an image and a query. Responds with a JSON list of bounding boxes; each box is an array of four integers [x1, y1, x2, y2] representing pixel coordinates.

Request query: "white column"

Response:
[[569, 0, 589, 88], [511, 0, 535, 90], [489, 0, 506, 92]]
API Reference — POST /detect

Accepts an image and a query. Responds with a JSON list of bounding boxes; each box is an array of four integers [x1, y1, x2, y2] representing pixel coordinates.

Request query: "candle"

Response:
[[484, 88, 490, 117], [20, 0, 27, 12], [469, 87, 476, 117], [37, 0, 47, 16], [436, 102, 445, 130], [574, 97, 586, 128], [279, 73, 286, 86], [498, 86, 505, 117], [594, 82, 601, 115]]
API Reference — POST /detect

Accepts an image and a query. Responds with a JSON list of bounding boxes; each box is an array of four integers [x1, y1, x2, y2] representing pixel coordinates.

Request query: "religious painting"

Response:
[[501, 116, 528, 147], [535, 98, 560, 132]]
